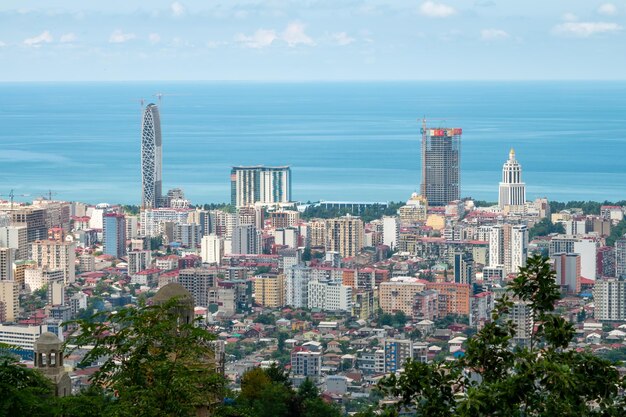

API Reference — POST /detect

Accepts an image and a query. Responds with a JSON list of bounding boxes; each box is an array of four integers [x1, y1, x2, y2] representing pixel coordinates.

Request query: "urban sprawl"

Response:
[[2, 104, 626, 407]]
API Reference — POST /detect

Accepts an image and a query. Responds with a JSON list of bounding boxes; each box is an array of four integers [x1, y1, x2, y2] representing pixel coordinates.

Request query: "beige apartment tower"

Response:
[[254, 274, 285, 308], [326, 215, 364, 258]]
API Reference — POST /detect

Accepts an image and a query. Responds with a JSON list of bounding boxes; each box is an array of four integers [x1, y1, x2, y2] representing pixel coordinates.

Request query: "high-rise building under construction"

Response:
[[420, 122, 462, 206]]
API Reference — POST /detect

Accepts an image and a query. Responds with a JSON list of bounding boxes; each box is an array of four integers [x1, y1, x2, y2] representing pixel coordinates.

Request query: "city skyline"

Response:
[[1, 1, 625, 81]]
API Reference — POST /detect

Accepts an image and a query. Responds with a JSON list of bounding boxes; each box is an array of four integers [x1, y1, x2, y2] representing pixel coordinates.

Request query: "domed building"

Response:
[[34, 332, 71, 397], [499, 148, 526, 209]]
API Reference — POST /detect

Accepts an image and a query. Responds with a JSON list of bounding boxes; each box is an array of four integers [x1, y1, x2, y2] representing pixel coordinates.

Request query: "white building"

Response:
[[307, 280, 352, 312], [0, 323, 63, 351], [594, 278, 626, 321], [0, 247, 15, 281], [573, 239, 599, 280], [498, 149, 526, 209], [31, 240, 76, 284], [24, 268, 64, 292], [291, 350, 321, 378], [382, 216, 399, 250], [0, 225, 28, 260], [201, 234, 223, 265], [140, 208, 192, 237], [285, 266, 312, 308], [128, 250, 152, 275], [231, 166, 291, 207], [231, 224, 262, 255], [274, 228, 299, 249]]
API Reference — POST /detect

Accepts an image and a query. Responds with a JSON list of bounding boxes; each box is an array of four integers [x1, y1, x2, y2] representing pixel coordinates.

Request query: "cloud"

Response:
[[149, 33, 161, 44], [419, 1, 456, 18], [553, 22, 622, 37], [23, 31, 53, 47], [0, 41, 6, 47], [598, 3, 617, 16], [481, 28, 509, 40], [236, 22, 314, 48], [171, 2, 185, 17], [235, 29, 277, 48], [562, 13, 578, 22], [282, 22, 314, 47], [59, 33, 77, 43], [332, 32, 355, 46], [109, 29, 136, 43]]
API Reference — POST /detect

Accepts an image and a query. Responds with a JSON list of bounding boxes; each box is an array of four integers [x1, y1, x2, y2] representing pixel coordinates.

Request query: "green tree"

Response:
[[0, 356, 57, 417], [254, 313, 275, 325], [393, 311, 407, 328], [67, 299, 226, 417], [377, 254, 626, 416], [529, 217, 565, 239]]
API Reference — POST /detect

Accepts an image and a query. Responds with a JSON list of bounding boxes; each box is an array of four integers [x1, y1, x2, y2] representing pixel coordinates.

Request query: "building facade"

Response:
[[103, 213, 126, 258], [498, 148, 526, 208], [230, 166, 291, 207], [420, 124, 462, 206], [141, 103, 163, 209]]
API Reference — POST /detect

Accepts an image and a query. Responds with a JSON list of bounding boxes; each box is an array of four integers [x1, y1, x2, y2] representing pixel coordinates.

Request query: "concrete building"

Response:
[[398, 193, 428, 224], [326, 215, 364, 258], [291, 348, 322, 379], [77, 254, 95, 273], [269, 210, 299, 229], [511, 301, 533, 347], [308, 220, 327, 247], [253, 274, 285, 308], [498, 148, 526, 209], [0, 225, 28, 260], [0, 247, 15, 281], [307, 280, 352, 312], [6, 206, 47, 242], [382, 216, 399, 250], [425, 282, 471, 316], [379, 278, 426, 316], [488, 224, 528, 276], [31, 240, 76, 284], [552, 253, 581, 294], [201, 234, 223, 265], [178, 268, 219, 308], [231, 166, 291, 207], [0, 280, 19, 322], [128, 250, 152, 275], [24, 268, 64, 292], [285, 266, 312, 308], [453, 251, 474, 285], [274, 227, 299, 249], [384, 339, 413, 373], [594, 277, 626, 321], [139, 208, 192, 237], [232, 224, 262, 255], [174, 223, 200, 248], [103, 213, 126, 258], [616, 238, 626, 278], [420, 124, 462, 206]]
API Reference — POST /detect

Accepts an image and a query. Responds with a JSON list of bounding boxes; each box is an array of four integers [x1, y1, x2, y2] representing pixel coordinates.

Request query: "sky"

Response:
[[0, 0, 625, 81]]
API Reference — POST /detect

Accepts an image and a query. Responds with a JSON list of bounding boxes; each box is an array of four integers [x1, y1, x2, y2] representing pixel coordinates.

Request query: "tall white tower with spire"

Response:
[[498, 148, 526, 209]]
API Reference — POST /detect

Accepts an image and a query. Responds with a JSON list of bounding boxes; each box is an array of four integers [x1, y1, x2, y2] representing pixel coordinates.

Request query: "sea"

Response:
[[0, 81, 625, 206]]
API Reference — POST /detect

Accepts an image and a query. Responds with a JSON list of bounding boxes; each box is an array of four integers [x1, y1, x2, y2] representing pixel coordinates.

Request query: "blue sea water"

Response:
[[0, 81, 625, 205]]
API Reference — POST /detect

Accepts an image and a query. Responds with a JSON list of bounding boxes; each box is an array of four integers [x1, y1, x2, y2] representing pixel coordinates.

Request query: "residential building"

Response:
[[253, 274, 285, 308], [178, 268, 219, 308], [378, 278, 426, 316], [230, 166, 291, 207], [285, 266, 312, 308], [384, 339, 413, 373], [201, 234, 223, 265], [616, 238, 626, 278], [0, 247, 15, 281], [103, 213, 126, 258], [326, 215, 364, 258], [382, 216, 399, 250], [307, 280, 352, 312], [0, 280, 19, 322], [594, 277, 626, 321], [31, 240, 76, 284], [291, 348, 322, 379], [269, 210, 299, 229], [24, 268, 64, 292], [420, 124, 462, 206], [553, 252, 582, 294], [128, 250, 152, 275], [0, 225, 28, 260], [232, 224, 262, 255]]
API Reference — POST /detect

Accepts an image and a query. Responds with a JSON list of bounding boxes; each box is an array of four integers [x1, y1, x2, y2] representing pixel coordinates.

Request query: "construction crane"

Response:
[[0, 189, 31, 209], [41, 189, 58, 201]]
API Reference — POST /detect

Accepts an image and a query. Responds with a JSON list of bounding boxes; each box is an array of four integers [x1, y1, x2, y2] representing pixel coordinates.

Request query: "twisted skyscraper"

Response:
[[141, 103, 162, 208]]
